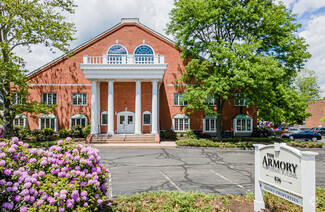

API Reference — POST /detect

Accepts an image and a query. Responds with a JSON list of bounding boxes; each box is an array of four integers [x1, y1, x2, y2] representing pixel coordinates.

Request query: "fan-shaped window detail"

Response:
[[107, 44, 127, 64], [134, 45, 154, 64]]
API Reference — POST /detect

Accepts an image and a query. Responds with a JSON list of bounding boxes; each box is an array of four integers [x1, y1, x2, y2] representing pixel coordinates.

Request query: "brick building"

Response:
[[17, 18, 257, 139], [305, 100, 325, 128]]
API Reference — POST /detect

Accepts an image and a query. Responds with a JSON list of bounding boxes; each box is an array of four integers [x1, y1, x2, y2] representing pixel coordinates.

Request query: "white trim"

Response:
[[143, 111, 151, 126], [29, 84, 91, 86], [39, 115, 58, 132], [172, 117, 190, 132], [107, 44, 128, 55], [72, 93, 87, 106], [203, 118, 217, 133], [101, 111, 108, 126], [133, 44, 155, 55], [233, 118, 253, 133]]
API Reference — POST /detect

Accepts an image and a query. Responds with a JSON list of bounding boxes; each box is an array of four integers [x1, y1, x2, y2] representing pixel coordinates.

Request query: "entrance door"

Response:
[[117, 111, 135, 134]]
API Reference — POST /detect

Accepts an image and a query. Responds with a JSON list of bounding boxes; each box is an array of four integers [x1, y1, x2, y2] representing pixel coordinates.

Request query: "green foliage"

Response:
[[41, 128, 55, 136], [167, 0, 311, 135], [184, 129, 197, 139], [295, 69, 322, 102], [160, 129, 177, 139], [252, 126, 275, 137], [71, 125, 84, 138], [0, 0, 76, 138], [321, 110, 325, 123], [176, 138, 324, 149], [82, 125, 91, 138], [58, 129, 71, 138], [13, 126, 30, 140]]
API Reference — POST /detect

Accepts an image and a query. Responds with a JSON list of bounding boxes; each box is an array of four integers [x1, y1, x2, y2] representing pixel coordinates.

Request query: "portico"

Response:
[[80, 54, 167, 135]]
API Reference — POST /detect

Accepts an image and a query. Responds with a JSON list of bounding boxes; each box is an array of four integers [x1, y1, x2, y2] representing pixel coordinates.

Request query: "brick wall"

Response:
[[305, 100, 325, 128]]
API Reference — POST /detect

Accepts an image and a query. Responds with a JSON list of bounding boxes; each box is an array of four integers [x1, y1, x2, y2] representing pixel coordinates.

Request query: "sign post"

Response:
[[254, 143, 318, 212]]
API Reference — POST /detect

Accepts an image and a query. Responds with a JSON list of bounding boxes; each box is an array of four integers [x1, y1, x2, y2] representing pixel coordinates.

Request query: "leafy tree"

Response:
[[0, 0, 76, 138], [295, 69, 321, 102], [167, 0, 311, 138], [321, 110, 325, 123]]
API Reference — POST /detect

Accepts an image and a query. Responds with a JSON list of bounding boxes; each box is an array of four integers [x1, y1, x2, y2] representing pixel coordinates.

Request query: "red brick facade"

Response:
[[305, 100, 325, 128], [26, 19, 257, 135]]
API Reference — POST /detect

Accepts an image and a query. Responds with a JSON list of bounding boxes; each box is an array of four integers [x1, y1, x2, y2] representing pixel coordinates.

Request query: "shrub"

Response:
[[252, 126, 275, 137], [165, 129, 177, 139], [160, 130, 167, 139], [201, 133, 212, 139], [0, 137, 110, 211], [184, 129, 197, 139], [41, 128, 55, 136], [59, 129, 71, 138], [82, 125, 91, 138], [29, 129, 41, 137], [71, 125, 84, 138], [13, 127, 31, 140]]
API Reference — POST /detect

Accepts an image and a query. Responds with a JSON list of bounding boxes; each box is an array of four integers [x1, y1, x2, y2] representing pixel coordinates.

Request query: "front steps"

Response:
[[91, 134, 158, 144]]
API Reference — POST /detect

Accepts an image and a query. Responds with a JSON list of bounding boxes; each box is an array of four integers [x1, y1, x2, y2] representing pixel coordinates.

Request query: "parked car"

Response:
[[312, 127, 325, 136], [284, 130, 321, 142], [280, 127, 300, 138]]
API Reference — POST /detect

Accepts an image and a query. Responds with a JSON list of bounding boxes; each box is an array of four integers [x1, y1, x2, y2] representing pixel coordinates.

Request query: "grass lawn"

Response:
[[106, 187, 325, 211], [176, 138, 324, 149]]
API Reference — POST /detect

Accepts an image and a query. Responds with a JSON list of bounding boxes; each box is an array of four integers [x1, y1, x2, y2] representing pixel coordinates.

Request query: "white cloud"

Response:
[[292, 0, 325, 16], [17, 0, 174, 73], [299, 15, 325, 95]]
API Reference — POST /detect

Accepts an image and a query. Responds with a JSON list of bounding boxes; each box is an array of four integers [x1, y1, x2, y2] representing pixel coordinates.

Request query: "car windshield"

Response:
[[305, 130, 313, 133]]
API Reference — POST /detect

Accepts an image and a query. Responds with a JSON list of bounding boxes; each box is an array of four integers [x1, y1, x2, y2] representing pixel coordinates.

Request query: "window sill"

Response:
[[143, 124, 151, 126]]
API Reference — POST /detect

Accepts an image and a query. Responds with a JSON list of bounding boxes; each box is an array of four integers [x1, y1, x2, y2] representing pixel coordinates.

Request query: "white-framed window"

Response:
[[203, 115, 217, 132], [70, 114, 88, 128], [42, 93, 57, 105], [207, 96, 216, 106], [13, 114, 27, 128], [72, 93, 87, 106], [101, 111, 108, 125], [173, 114, 190, 132], [234, 93, 247, 106], [12, 94, 23, 105], [174, 93, 188, 106], [143, 111, 151, 125], [234, 115, 252, 132], [39, 114, 58, 131]]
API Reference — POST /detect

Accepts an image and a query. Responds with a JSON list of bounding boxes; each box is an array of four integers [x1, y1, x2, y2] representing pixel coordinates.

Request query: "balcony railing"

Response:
[[83, 54, 165, 65]]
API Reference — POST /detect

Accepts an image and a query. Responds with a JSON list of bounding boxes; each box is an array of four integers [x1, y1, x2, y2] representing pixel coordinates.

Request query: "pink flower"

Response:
[[12, 137, 19, 143], [20, 206, 28, 212], [37, 199, 44, 206], [0, 153, 5, 158], [15, 195, 21, 202], [0, 160, 5, 166], [6, 148, 15, 153], [58, 140, 63, 145]]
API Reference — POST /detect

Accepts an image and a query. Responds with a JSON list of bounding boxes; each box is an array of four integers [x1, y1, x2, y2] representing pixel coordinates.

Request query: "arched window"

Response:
[[107, 44, 127, 64], [134, 44, 154, 64], [39, 114, 58, 132], [101, 111, 108, 125], [70, 114, 88, 128], [143, 111, 151, 125]]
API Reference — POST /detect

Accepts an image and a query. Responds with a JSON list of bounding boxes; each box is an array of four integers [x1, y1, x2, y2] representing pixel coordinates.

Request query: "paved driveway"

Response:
[[99, 148, 325, 198]]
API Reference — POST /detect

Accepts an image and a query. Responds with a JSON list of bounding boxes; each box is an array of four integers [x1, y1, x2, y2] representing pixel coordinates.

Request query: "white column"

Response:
[[134, 80, 142, 134], [253, 144, 265, 211], [91, 80, 98, 135], [107, 80, 114, 135], [97, 81, 101, 134], [54, 118, 58, 132], [151, 80, 158, 134]]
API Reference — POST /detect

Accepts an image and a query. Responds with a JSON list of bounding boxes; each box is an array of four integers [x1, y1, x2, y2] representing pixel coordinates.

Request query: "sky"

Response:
[[16, 0, 325, 96]]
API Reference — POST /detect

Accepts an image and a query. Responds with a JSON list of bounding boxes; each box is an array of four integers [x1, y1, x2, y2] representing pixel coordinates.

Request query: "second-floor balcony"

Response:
[[83, 54, 165, 65]]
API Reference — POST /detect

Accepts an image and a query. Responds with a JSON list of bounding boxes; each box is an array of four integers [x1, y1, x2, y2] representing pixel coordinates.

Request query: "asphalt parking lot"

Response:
[[99, 148, 325, 198]]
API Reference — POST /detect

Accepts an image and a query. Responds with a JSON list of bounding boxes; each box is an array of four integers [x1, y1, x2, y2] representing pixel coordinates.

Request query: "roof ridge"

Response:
[[28, 19, 176, 78]]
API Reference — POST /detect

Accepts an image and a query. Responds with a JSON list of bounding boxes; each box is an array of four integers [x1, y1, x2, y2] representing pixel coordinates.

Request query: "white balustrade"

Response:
[[83, 54, 166, 65]]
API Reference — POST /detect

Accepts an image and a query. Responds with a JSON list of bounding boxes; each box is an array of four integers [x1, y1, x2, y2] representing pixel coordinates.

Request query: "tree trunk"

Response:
[[216, 97, 225, 139], [2, 82, 14, 139]]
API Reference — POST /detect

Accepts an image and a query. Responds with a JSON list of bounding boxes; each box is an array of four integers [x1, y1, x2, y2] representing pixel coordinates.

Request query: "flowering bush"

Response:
[[252, 126, 275, 137], [82, 125, 91, 138], [70, 126, 84, 138], [0, 137, 109, 211]]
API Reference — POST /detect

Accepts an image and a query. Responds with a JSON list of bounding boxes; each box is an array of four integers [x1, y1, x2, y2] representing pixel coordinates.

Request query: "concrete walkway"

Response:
[[89, 141, 177, 148]]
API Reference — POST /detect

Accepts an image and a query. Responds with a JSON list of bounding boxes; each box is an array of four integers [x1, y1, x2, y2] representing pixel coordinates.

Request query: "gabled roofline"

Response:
[[28, 18, 176, 78]]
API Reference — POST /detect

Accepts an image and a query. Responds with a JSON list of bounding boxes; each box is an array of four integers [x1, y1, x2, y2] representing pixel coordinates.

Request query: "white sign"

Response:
[[254, 143, 318, 212], [261, 182, 303, 206]]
